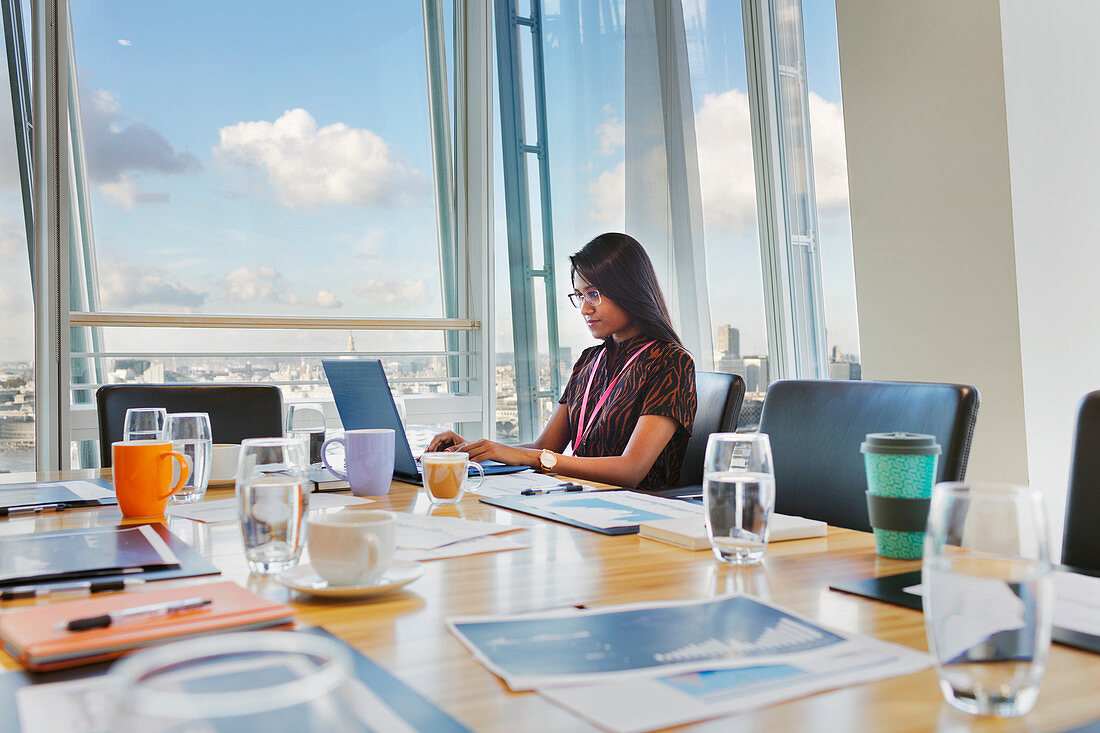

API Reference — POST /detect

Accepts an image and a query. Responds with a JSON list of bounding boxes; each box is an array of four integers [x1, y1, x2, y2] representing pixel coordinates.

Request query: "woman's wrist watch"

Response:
[[539, 449, 558, 473]]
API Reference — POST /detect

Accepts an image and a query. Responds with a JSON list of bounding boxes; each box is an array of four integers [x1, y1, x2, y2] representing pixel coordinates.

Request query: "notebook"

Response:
[[639, 513, 828, 550], [0, 581, 296, 671], [322, 358, 529, 485]]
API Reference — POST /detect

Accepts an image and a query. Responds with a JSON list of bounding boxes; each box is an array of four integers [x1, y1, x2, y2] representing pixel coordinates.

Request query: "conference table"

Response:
[[1, 469, 1098, 733]]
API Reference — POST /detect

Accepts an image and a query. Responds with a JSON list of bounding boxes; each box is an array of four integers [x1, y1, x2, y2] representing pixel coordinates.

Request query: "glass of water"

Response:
[[124, 407, 167, 442], [236, 437, 309, 575], [703, 433, 775, 565], [286, 402, 326, 466], [165, 412, 212, 503], [923, 482, 1053, 717]]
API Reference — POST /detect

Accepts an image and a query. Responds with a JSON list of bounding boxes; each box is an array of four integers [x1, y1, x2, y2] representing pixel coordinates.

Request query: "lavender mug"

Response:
[[321, 429, 395, 496]]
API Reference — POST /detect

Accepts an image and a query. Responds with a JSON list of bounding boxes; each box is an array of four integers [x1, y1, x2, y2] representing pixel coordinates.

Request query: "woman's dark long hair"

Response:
[[569, 233, 683, 349]]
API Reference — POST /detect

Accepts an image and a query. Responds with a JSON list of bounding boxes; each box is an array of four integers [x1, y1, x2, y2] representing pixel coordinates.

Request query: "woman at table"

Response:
[[426, 232, 697, 491]]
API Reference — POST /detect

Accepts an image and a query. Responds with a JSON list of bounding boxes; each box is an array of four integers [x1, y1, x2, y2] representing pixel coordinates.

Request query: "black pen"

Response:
[[1, 578, 146, 601], [521, 484, 584, 496], [0, 503, 69, 518], [58, 596, 212, 632]]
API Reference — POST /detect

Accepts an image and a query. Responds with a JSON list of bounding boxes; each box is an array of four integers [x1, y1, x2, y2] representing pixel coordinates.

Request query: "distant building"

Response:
[[716, 325, 740, 359], [829, 361, 862, 381], [719, 354, 770, 394]]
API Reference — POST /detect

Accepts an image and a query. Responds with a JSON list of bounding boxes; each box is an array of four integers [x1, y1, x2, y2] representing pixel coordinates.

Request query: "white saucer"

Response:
[[274, 560, 425, 598]]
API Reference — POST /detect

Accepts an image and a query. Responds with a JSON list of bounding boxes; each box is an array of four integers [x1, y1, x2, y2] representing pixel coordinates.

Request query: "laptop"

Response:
[[322, 359, 530, 485]]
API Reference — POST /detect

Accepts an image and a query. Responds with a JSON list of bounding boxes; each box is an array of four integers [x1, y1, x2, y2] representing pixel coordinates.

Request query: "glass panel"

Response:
[[682, 0, 770, 429], [0, 18, 36, 473], [66, 3, 454, 333], [803, 1, 860, 379]]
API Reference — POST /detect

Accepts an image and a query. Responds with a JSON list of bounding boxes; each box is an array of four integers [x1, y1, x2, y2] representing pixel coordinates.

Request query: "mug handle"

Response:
[[359, 532, 382, 576], [161, 451, 191, 501], [321, 436, 347, 479], [467, 460, 485, 492]]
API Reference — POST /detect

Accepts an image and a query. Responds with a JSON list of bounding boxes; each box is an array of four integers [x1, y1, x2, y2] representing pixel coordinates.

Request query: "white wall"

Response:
[[835, 0, 1030, 484], [1000, 0, 1100, 549]]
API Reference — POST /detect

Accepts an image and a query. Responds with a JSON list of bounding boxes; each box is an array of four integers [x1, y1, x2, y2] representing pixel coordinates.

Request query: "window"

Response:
[[0, 4, 35, 473]]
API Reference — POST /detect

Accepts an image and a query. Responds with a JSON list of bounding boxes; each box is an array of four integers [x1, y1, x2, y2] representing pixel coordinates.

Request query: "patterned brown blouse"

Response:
[[559, 334, 697, 490]]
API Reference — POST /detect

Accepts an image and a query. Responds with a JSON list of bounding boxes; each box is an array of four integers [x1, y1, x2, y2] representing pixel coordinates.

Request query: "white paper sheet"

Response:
[[397, 534, 528, 561], [524, 490, 701, 530], [539, 636, 927, 733], [56, 480, 116, 501], [393, 513, 516, 550], [470, 472, 594, 498], [908, 569, 1100, 640], [166, 494, 373, 524]]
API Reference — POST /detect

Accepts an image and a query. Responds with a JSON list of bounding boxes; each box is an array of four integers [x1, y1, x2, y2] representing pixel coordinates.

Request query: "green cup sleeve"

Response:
[[865, 493, 931, 533]]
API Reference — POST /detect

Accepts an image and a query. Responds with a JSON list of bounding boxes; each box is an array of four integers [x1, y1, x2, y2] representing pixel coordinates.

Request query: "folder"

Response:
[[0, 581, 296, 671]]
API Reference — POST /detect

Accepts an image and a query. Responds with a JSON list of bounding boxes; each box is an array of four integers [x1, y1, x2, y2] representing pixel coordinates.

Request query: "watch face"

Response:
[[541, 451, 555, 469]]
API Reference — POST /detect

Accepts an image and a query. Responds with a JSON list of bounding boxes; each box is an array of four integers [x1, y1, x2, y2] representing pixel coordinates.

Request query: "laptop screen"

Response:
[[321, 359, 420, 479]]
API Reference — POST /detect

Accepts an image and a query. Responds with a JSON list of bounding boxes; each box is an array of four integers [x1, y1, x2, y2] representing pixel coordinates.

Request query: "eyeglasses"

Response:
[[568, 288, 601, 308]]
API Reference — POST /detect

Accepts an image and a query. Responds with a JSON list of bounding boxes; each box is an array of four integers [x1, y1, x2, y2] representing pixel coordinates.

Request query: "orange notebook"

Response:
[[0, 581, 296, 671]]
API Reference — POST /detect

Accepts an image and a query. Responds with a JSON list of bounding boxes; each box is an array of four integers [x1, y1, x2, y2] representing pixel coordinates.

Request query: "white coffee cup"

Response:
[[209, 443, 241, 484], [307, 510, 395, 586]]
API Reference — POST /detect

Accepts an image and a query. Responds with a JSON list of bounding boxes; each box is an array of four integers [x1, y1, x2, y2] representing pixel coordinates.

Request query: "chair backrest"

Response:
[[96, 384, 284, 467], [1062, 391, 1100, 571], [758, 379, 980, 531], [678, 372, 746, 486]]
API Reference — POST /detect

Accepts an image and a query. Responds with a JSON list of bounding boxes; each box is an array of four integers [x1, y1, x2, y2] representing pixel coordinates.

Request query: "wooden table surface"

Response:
[[1, 470, 1097, 732]]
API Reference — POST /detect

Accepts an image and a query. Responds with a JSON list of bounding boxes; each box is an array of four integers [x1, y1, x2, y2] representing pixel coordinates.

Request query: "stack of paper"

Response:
[[393, 514, 527, 561], [639, 513, 827, 551], [448, 595, 927, 732]]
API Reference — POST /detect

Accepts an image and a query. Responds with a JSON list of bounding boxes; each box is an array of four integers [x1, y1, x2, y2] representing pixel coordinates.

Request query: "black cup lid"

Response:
[[860, 432, 942, 456]]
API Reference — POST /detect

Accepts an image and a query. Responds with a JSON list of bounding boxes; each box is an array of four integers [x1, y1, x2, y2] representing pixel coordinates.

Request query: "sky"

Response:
[[0, 0, 858, 366]]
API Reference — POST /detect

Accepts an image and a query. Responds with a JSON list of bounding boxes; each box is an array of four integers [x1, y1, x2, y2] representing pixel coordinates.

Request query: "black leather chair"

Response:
[[96, 384, 284, 467], [1062, 391, 1100, 572], [758, 379, 980, 531], [678, 372, 746, 486]]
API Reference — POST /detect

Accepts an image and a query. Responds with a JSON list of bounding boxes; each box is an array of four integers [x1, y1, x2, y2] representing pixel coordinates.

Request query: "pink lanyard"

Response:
[[575, 341, 656, 450]]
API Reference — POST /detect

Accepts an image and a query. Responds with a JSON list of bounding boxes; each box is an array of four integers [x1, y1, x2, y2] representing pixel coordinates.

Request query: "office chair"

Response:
[[96, 384, 284, 467], [677, 372, 746, 487], [1062, 391, 1100, 572], [758, 379, 980, 532]]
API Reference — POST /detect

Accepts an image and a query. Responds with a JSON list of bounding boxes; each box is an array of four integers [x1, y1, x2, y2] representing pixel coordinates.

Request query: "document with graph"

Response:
[[448, 595, 927, 730]]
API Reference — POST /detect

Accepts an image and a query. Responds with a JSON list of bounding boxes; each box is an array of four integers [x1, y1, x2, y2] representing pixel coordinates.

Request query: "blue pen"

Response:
[[521, 484, 584, 496]]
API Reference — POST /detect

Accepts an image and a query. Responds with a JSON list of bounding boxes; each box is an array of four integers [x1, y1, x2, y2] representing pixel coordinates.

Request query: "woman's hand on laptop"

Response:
[[426, 430, 464, 453], [449, 440, 539, 469]]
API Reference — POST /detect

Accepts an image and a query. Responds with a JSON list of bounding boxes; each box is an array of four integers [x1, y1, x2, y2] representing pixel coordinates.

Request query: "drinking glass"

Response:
[[923, 482, 1053, 717], [124, 407, 167, 442], [286, 402, 326, 466], [107, 631, 370, 731], [236, 437, 309, 575], [702, 433, 775, 565], [165, 412, 212, 503]]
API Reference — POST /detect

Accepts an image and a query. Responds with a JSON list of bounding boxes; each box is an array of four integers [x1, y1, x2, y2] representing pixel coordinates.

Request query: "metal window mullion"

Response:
[[422, 0, 463, 393], [742, 0, 796, 380], [3, 0, 34, 278], [33, 0, 71, 470], [455, 0, 494, 439]]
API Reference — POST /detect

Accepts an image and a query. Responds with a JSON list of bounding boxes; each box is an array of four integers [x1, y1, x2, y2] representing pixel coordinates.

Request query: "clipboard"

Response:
[[478, 490, 707, 536], [830, 569, 1100, 655], [0, 478, 117, 516]]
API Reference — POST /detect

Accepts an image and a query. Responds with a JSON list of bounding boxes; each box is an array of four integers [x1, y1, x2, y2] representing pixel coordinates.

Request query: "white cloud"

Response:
[[352, 278, 429, 309], [596, 117, 624, 156], [587, 89, 850, 235], [99, 260, 206, 309], [586, 162, 626, 226], [82, 87, 199, 207], [117, 39, 132, 46], [214, 108, 425, 209], [807, 92, 851, 215], [221, 266, 342, 309], [98, 174, 169, 210], [695, 89, 759, 235], [0, 78, 20, 192]]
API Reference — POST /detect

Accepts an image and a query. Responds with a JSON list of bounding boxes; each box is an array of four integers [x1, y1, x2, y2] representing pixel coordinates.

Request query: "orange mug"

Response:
[[112, 440, 191, 518]]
